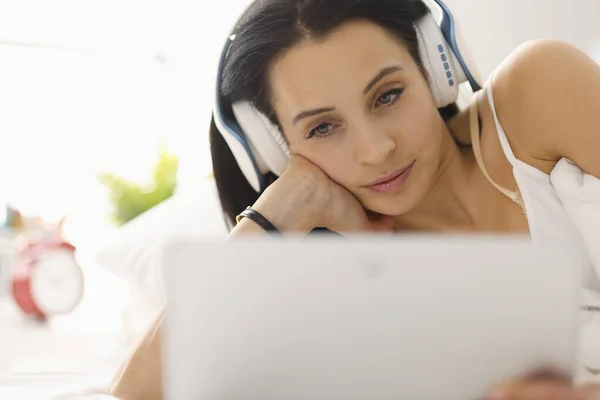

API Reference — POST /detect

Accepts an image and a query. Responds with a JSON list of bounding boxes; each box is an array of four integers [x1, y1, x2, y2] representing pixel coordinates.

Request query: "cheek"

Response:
[[289, 139, 360, 186], [394, 97, 442, 154]]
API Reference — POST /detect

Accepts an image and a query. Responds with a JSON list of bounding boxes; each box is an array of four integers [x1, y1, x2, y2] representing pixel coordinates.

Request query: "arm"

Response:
[[109, 308, 165, 400], [107, 193, 315, 399], [491, 39, 600, 176]]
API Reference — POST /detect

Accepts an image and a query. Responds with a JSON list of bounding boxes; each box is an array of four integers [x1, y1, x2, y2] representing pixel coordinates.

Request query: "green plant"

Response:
[[98, 145, 179, 226]]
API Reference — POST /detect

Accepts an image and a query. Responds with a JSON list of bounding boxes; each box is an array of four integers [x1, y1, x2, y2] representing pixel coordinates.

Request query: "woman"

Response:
[[109, 0, 600, 398]]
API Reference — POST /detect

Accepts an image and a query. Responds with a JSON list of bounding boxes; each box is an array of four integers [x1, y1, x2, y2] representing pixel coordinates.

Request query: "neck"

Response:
[[394, 129, 482, 232]]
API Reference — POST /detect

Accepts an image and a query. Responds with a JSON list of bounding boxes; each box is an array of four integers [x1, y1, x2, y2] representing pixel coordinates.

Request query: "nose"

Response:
[[353, 121, 396, 166]]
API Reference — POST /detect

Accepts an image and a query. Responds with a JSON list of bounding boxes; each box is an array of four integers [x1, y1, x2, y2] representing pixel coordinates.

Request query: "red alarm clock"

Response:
[[11, 237, 84, 320]]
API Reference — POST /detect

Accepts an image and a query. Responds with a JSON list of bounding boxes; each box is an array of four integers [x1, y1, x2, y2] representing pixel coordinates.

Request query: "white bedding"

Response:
[[551, 158, 600, 381], [0, 374, 111, 400]]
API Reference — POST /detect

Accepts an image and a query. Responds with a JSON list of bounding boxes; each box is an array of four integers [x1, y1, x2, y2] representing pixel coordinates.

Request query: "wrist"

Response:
[[252, 175, 322, 234]]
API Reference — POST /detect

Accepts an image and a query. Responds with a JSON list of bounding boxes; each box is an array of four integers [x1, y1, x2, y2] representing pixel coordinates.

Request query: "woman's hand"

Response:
[[485, 381, 600, 400], [247, 155, 394, 235], [484, 370, 600, 399]]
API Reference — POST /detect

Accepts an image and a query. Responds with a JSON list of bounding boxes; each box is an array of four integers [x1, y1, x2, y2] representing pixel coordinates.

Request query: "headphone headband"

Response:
[[213, 0, 482, 192]]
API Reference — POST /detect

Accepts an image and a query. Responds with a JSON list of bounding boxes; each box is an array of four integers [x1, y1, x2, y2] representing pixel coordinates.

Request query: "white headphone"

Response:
[[213, 0, 483, 192]]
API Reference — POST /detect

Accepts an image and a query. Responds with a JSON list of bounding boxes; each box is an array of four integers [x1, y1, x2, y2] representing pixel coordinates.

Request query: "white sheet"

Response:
[[551, 158, 600, 381], [0, 374, 111, 400]]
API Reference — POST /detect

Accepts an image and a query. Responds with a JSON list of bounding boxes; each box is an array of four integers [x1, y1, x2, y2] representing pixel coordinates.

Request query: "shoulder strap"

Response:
[[470, 94, 521, 204], [485, 82, 519, 166]]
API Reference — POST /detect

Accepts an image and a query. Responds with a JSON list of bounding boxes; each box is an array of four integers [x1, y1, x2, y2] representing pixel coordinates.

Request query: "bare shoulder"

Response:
[[486, 39, 600, 174]]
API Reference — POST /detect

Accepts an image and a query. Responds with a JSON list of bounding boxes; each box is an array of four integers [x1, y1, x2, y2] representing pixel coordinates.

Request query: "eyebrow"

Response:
[[363, 65, 404, 94], [292, 107, 335, 125], [291, 65, 404, 125]]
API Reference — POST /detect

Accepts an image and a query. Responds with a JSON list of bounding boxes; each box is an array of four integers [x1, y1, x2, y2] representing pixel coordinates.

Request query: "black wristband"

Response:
[[236, 207, 282, 235]]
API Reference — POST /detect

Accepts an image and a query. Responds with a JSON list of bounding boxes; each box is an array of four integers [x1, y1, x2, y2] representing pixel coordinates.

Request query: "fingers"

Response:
[[486, 380, 572, 400], [485, 381, 600, 400], [483, 368, 572, 400], [521, 368, 571, 384]]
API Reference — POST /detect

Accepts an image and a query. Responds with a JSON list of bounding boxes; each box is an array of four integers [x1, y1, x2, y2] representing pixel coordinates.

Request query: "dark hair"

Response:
[[210, 0, 458, 230]]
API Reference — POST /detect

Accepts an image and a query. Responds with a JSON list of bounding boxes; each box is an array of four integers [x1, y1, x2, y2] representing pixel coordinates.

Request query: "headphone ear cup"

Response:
[[231, 101, 290, 177], [213, 109, 264, 193], [415, 13, 464, 107]]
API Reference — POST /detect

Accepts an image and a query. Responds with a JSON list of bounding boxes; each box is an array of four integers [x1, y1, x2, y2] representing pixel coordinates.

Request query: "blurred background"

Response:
[[0, 0, 599, 398]]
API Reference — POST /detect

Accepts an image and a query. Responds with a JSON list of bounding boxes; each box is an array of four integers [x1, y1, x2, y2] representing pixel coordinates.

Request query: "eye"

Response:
[[375, 87, 404, 108], [307, 122, 336, 139]]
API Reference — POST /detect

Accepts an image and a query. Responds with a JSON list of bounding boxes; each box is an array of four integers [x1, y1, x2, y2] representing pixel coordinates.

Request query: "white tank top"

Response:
[[471, 83, 599, 292], [471, 83, 600, 378]]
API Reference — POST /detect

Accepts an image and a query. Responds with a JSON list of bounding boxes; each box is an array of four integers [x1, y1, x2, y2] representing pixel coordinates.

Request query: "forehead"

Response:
[[268, 20, 417, 114]]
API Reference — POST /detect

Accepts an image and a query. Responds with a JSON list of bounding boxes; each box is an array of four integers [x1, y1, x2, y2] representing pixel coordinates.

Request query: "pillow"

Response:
[[95, 177, 228, 305]]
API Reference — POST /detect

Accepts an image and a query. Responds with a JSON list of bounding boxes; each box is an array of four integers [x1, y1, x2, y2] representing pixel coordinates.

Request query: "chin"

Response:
[[360, 192, 417, 217]]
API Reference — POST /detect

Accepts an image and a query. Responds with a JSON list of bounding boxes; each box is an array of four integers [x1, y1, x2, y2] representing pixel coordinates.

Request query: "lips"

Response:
[[364, 161, 415, 194]]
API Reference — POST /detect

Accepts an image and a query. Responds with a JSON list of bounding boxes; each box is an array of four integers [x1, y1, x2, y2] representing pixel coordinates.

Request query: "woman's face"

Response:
[[268, 19, 448, 216]]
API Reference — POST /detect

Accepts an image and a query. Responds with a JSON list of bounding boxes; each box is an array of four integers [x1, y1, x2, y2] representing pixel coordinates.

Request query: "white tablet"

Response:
[[162, 234, 581, 400]]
